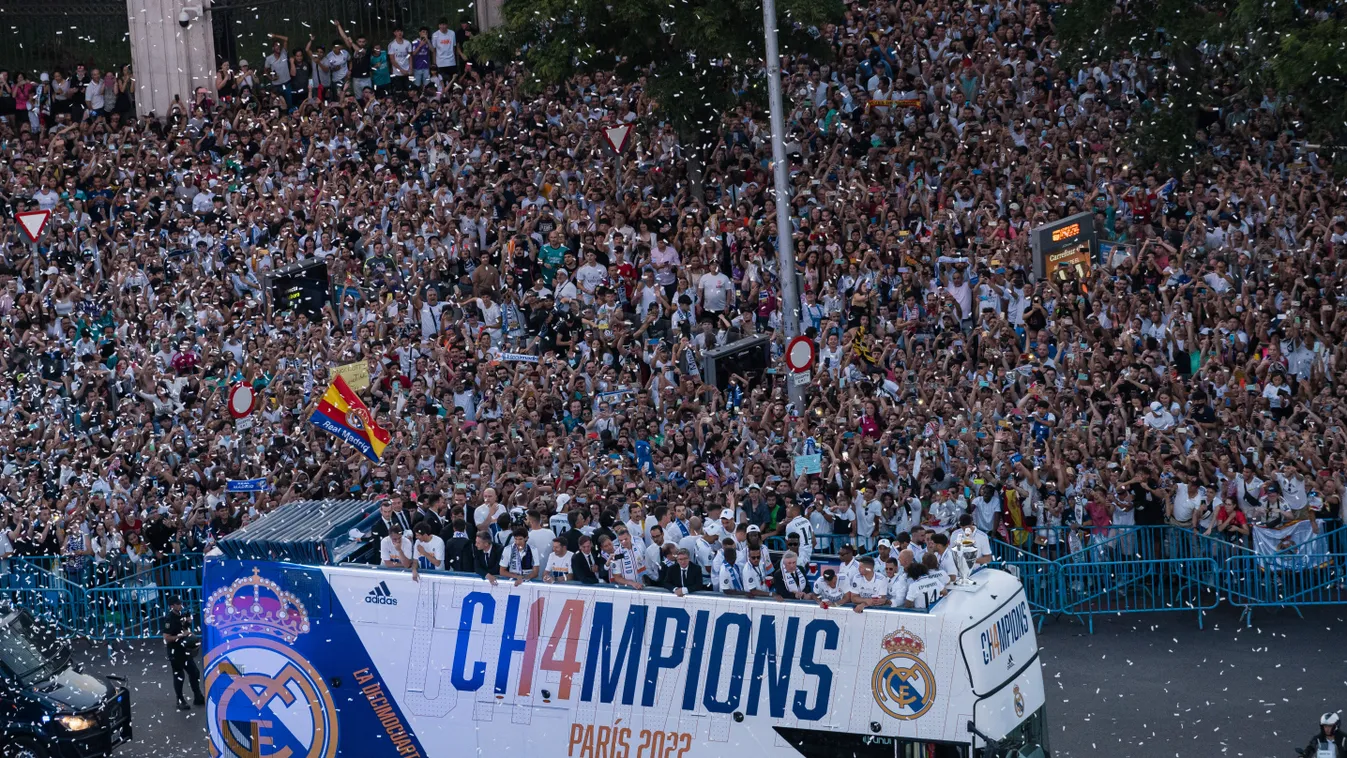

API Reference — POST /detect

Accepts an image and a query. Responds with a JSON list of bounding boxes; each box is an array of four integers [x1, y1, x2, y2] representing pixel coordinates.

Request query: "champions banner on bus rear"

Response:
[[202, 561, 1038, 758]]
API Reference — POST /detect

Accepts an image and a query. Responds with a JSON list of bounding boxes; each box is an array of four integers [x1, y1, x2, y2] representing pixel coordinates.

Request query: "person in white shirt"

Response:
[[930, 534, 960, 581], [574, 250, 608, 304], [387, 28, 413, 90], [835, 545, 862, 587], [845, 557, 889, 613], [411, 523, 445, 571], [907, 527, 929, 563], [904, 562, 946, 609], [549, 494, 573, 535], [498, 528, 540, 585], [887, 551, 914, 607], [1143, 401, 1176, 430], [743, 544, 772, 590], [784, 503, 814, 567], [553, 269, 579, 305], [683, 523, 720, 588], [380, 522, 414, 569], [431, 19, 457, 75], [927, 489, 965, 534], [617, 528, 652, 583], [599, 532, 643, 589], [716, 544, 768, 596], [625, 503, 656, 546], [854, 489, 883, 550], [971, 485, 1001, 533], [642, 524, 667, 572], [543, 538, 574, 583], [526, 510, 557, 560], [698, 267, 734, 319], [951, 516, 994, 566], [473, 488, 505, 533], [813, 568, 848, 607]]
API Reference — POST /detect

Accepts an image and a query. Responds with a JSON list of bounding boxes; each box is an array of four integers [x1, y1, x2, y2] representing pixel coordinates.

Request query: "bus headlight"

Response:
[[57, 714, 98, 732]]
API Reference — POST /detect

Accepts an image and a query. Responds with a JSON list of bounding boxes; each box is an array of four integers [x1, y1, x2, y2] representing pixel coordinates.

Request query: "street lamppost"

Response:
[[761, 0, 806, 413]]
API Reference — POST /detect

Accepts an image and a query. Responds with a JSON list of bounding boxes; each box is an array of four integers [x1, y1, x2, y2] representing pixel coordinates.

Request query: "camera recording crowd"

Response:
[[0, 0, 1345, 609]]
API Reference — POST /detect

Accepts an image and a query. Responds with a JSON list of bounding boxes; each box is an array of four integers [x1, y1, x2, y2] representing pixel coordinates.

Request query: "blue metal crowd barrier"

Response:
[[2, 557, 203, 640], [1055, 558, 1221, 633], [83, 585, 205, 640], [987, 523, 1347, 631]]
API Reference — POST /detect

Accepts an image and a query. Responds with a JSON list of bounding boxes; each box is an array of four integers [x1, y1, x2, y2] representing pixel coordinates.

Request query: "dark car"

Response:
[[0, 607, 132, 758]]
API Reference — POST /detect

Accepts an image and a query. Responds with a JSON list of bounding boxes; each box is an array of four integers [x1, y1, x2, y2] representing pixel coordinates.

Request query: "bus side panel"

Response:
[[201, 560, 430, 758], [205, 561, 1027, 758]]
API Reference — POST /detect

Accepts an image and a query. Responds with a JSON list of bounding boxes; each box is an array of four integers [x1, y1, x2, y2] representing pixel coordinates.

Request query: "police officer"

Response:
[[163, 595, 204, 710], [1305, 713, 1346, 757]]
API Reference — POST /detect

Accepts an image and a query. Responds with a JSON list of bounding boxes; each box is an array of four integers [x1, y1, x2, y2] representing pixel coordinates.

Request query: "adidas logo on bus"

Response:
[[365, 581, 398, 606]]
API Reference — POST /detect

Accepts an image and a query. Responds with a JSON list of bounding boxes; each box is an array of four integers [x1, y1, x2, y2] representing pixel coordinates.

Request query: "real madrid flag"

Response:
[[309, 375, 390, 461]]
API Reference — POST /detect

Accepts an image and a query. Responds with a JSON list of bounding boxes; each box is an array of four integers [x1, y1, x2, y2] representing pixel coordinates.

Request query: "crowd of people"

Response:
[[1, 0, 1345, 611], [370, 489, 992, 610]]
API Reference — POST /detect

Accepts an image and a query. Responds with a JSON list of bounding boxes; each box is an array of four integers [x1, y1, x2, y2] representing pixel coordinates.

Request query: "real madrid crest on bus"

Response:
[[202, 569, 339, 758], [871, 626, 936, 720]]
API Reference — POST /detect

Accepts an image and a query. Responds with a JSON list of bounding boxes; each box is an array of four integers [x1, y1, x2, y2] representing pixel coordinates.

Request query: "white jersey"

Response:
[[888, 574, 911, 607], [717, 562, 761, 594], [413, 536, 445, 571], [786, 515, 814, 565], [544, 551, 574, 581], [837, 558, 862, 587], [380, 535, 413, 566], [813, 576, 848, 605], [527, 527, 557, 562], [848, 571, 887, 600], [906, 574, 945, 609]]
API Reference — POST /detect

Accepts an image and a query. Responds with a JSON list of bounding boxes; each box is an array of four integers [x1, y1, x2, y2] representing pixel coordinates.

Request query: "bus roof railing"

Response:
[[322, 561, 986, 614]]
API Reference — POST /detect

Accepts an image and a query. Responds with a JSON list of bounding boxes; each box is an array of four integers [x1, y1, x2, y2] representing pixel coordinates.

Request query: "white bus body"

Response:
[[201, 561, 1048, 758]]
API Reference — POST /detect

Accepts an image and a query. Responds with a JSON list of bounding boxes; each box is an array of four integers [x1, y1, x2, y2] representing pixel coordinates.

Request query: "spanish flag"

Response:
[[309, 375, 390, 461]]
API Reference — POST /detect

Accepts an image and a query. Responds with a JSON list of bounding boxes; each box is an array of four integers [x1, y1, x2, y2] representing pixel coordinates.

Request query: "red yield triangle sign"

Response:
[[15, 210, 51, 243], [601, 123, 633, 155]]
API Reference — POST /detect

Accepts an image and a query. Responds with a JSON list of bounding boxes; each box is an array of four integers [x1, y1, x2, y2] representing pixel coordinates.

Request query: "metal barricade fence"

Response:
[[991, 524, 1347, 630], [1056, 558, 1221, 633], [83, 586, 203, 640], [2, 557, 203, 640], [1222, 524, 1347, 625], [988, 537, 1061, 624], [0, 586, 82, 635]]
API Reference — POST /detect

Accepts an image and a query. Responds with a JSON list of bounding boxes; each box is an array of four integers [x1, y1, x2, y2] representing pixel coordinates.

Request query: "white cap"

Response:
[[878, 538, 893, 548], [720, 509, 735, 521], [746, 524, 761, 533], [1150, 401, 1162, 412], [556, 493, 571, 510], [705, 522, 723, 538]]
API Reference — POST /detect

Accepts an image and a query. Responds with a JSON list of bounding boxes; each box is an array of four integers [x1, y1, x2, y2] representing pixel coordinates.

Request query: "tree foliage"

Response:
[[466, 0, 842, 146], [1056, 0, 1347, 167]]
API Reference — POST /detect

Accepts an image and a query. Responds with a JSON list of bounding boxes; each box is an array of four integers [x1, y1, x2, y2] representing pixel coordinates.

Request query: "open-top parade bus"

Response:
[[201, 557, 1048, 758]]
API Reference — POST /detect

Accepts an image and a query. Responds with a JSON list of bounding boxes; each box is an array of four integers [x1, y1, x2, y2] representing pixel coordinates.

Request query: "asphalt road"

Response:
[[78, 605, 1346, 758], [1037, 604, 1347, 758]]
